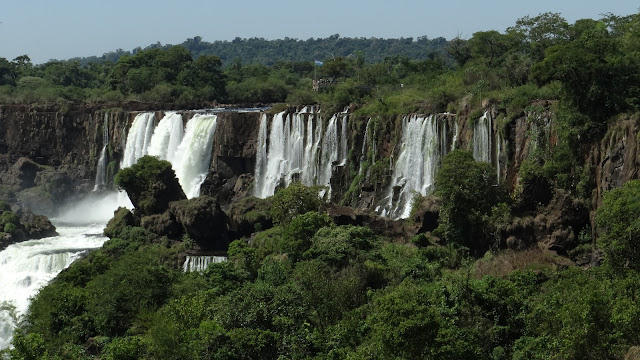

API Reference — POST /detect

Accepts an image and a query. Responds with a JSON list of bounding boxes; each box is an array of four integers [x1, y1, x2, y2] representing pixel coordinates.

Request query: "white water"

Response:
[[147, 112, 184, 163], [173, 114, 218, 199], [473, 111, 492, 163], [340, 116, 348, 166], [121, 112, 156, 169], [318, 115, 340, 195], [182, 255, 227, 272], [359, 118, 371, 175], [254, 110, 345, 199], [380, 115, 448, 219], [93, 114, 109, 191], [118, 112, 217, 199], [0, 192, 121, 350]]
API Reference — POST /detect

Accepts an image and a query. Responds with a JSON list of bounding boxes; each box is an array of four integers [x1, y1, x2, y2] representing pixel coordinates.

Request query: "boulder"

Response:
[[21, 213, 57, 239], [104, 207, 139, 238], [410, 195, 442, 233], [1, 157, 44, 189], [115, 156, 186, 216], [170, 196, 231, 251], [140, 211, 182, 239], [227, 195, 273, 237]]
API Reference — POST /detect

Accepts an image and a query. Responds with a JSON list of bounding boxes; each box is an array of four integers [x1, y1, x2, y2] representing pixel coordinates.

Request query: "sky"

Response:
[[0, 0, 638, 64]]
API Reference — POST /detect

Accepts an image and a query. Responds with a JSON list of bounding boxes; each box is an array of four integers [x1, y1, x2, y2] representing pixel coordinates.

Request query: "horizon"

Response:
[[1, 1, 638, 64]]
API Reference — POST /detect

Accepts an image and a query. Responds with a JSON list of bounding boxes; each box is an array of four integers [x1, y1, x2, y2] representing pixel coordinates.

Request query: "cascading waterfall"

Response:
[[121, 112, 156, 168], [253, 114, 269, 197], [182, 255, 227, 272], [93, 114, 109, 191], [340, 115, 348, 165], [0, 193, 116, 350], [451, 121, 458, 152], [118, 112, 218, 199], [172, 114, 218, 199], [255, 111, 287, 198], [380, 115, 448, 219], [252, 109, 347, 199], [318, 115, 339, 192], [254, 109, 344, 199], [302, 114, 323, 186], [473, 111, 492, 163], [147, 112, 184, 163]]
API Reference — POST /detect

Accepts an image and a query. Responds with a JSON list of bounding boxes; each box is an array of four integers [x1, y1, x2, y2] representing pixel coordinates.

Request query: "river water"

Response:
[[0, 193, 121, 350]]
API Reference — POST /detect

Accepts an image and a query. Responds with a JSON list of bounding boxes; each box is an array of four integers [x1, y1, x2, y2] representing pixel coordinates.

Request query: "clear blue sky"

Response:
[[1, 0, 638, 64]]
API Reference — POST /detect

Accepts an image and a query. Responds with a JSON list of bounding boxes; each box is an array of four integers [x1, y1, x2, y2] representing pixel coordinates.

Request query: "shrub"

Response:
[[269, 183, 322, 225]]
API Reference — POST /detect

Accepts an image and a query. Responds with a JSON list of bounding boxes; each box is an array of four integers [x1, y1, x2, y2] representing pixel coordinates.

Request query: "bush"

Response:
[[435, 150, 506, 254], [596, 179, 640, 271], [269, 183, 322, 225], [3, 222, 17, 234]]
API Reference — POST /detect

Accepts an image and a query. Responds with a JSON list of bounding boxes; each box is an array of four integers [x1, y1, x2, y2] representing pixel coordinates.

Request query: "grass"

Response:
[[473, 247, 572, 278]]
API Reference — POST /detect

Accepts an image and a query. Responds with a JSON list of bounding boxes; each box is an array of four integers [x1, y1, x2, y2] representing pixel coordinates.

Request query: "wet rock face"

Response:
[[1, 157, 43, 189], [595, 120, 640, 206]]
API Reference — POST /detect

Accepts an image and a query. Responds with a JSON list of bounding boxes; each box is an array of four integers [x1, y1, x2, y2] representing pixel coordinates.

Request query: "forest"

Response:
[[3, 11, 640, 360]]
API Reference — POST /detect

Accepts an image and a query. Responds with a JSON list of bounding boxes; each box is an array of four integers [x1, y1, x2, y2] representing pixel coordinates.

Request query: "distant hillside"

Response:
[[69, 34, 451, 67]]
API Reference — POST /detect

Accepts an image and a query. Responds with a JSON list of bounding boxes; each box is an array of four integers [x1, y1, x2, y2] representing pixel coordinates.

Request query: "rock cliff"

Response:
[[1, 102, 639, 257]]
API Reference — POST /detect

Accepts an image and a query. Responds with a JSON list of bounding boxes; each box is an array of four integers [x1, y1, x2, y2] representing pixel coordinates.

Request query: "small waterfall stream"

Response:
[[182, 255, 227, 272], [473, 111, 492, 163], [93, 114, 109, 191]]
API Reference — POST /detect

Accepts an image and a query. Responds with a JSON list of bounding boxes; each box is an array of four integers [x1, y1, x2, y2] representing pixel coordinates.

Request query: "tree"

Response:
[[507, 12, 570, 60], [467, 30, 514, 66], [269, 183, 322, 225], [596, 179, 640, 271], [435, 150, 506, 253]]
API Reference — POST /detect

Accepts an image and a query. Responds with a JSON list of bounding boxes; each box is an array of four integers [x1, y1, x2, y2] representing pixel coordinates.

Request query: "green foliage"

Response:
[[114, 156, 172, 192], [0, 210, 19, 227], [3, 222, 17, 234], [596, 179, 640, 271], [435, 150, 506, 253], [269, 182, 322, 225]]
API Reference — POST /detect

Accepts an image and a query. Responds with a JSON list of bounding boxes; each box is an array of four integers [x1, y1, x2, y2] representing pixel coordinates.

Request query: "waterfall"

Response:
[[473, 111, 492, 163], [340, 115, 348, 165], [173, 114, 218, 199], [359, 118, 371, 175], [117, 112, 217, 199], [93, 114, 109, 191], [121, 112, 156, 168], [451, 121, 458, 152], [0, 212, 111, 350], [302, 114, 323, 186], [318, 115, 339, 191], [147, 112, 184, 163], [254, 109, 348, 199], [253, 114, 269, 197], [256, 111, 287, 198], [381, 115, 449, 219], [496, 130, 502, 180], [182, 255, 227, 272]]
